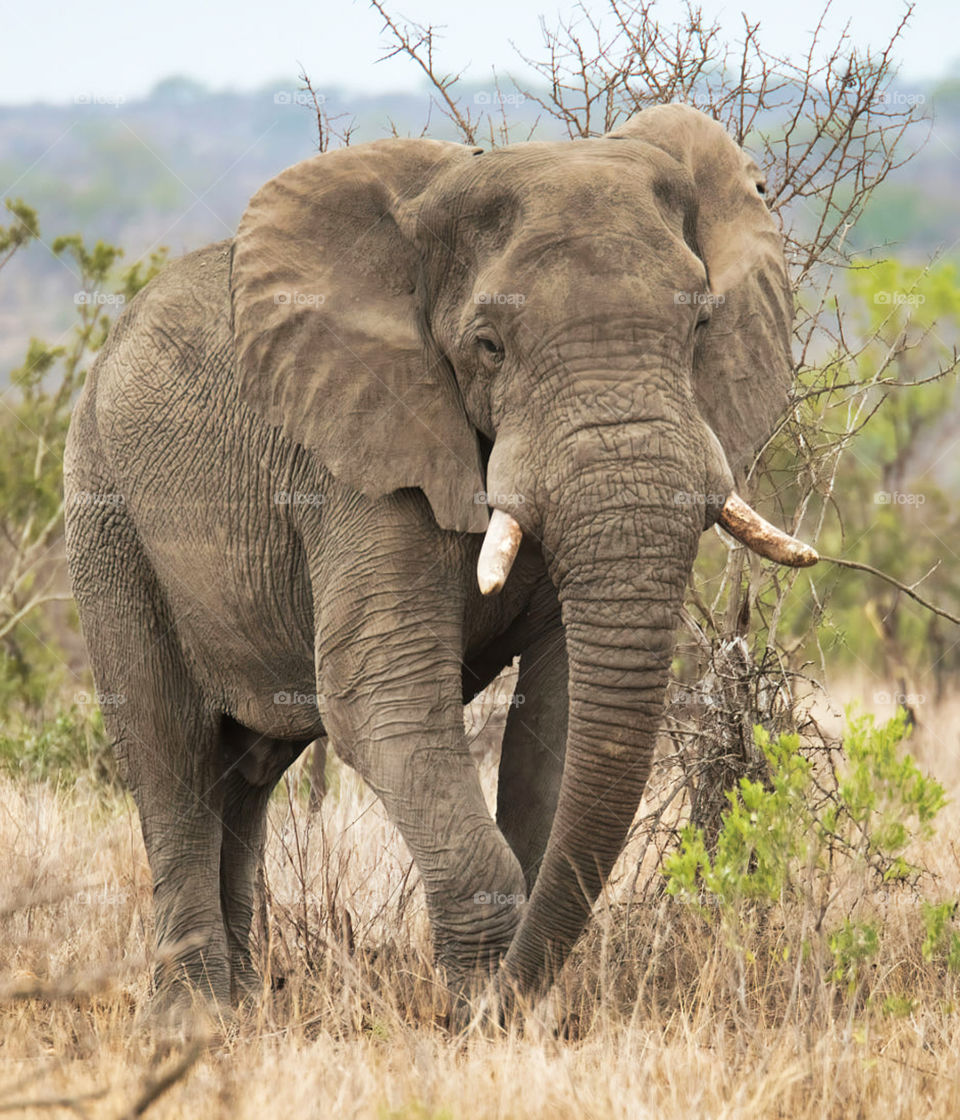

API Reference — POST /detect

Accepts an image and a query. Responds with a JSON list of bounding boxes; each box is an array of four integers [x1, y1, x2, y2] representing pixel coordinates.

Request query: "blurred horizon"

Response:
[[5, 57, 960, 112]]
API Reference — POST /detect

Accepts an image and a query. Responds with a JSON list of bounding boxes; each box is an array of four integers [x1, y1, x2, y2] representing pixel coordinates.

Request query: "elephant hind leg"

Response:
[[100, 663, 230, 1014], [216, 720, 310, 1002], [67, 500, 231, 1015]]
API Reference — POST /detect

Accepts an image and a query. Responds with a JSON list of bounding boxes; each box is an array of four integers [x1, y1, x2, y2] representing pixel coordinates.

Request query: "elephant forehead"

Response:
[[477, 135, 683, 181], [426, 139, 694, 234]]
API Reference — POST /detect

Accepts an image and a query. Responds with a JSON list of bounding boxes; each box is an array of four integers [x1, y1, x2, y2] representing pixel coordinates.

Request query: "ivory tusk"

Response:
[[477, 509, 523, 595], [717, 493, 819, 568]]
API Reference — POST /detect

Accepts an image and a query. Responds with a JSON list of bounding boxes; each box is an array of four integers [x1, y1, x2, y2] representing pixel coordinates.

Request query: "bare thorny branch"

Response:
[[368, 0, 483, 144], [297, 67, 357, 152], [818, 554, 960, 626]]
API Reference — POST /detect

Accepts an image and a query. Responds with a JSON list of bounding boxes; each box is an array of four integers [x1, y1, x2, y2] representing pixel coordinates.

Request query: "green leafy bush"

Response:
[[663, 710, 958, 988], [763, 260, 960, 679], [0, 704, 116, 788], [921, 901, 960, 972], [0, 200, 166, 717]]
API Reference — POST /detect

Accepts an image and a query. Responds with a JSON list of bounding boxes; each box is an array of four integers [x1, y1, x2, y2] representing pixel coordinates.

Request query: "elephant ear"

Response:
[[607, 104, 793, 473], [231, 138, 488, 533]]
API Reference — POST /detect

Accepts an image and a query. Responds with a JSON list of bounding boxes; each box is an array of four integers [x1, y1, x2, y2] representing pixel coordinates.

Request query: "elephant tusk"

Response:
[[718, 493, 819, 568], [477, 509, 523, 594]]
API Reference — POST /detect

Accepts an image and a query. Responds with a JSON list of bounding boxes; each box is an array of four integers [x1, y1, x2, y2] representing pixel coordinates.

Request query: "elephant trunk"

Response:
[[479, 367, 819, 998], [498, 432, 703, 997]]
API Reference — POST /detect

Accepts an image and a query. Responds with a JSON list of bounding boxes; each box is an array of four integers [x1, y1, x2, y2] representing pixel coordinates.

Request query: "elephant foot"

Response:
[[229, 956, 267, 1011], [141, 949, 235, 1040], [444, 962, 551, 1037], [135, 982, 234, 1047], [438, 957, 513, 1037], [446, 983, 508, 1037]]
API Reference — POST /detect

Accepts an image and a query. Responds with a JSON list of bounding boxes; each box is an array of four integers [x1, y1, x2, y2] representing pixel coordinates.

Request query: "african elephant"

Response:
[[63, 104, 815, 1018]]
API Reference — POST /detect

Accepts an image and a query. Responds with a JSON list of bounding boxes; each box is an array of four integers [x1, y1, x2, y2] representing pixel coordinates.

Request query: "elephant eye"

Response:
[[476, 334, 505, 364]]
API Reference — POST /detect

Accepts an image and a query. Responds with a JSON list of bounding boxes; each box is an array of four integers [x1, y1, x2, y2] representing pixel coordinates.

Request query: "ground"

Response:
[[2, 683, 960, 1119]]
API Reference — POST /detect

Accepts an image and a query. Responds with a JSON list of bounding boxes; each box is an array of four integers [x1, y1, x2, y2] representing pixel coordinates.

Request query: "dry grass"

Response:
[[3, 693, 960, 1119]]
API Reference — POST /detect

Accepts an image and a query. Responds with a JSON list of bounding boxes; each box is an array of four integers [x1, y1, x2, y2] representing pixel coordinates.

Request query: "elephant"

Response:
[[63, 103, 817, 1020]]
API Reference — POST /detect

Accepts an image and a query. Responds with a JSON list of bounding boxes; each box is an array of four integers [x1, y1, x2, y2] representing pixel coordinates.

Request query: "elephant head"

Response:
[[230, 105, 813, 999]]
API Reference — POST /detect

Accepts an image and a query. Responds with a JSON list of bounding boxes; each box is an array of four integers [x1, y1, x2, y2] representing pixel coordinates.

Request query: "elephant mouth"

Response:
[[477, 492, 818, 595]]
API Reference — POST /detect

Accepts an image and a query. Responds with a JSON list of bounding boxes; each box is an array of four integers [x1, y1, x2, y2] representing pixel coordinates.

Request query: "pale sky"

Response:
[[1, 0, 954, 105]]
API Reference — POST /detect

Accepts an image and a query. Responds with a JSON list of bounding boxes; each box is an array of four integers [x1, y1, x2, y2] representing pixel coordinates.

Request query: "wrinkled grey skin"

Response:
[[64, 104, 793, 1015]]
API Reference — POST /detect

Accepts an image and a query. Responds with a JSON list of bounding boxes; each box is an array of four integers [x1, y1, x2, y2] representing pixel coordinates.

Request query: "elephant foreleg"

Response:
[[497, 621, 568, 893], [312, 524, 526, 987], [320, 641, 526, 981]]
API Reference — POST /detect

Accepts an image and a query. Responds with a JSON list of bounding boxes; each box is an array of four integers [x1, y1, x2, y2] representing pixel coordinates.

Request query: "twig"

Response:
[[296, 67, 355, 152], [0, 1088, 107, 1115], [819, 554, 960, 625], [297, 66, 328, 150], [118, 1039, 205, 1120], [369, 0, 479, 143], [0, 967, 119, 1001]]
